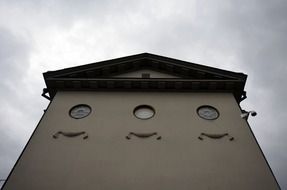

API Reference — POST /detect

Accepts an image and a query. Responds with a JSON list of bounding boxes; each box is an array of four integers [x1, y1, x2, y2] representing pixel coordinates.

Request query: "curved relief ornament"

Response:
[[126, 132, 161, 140], [53, 131, 88, 139], [198, 132, 234, 141]]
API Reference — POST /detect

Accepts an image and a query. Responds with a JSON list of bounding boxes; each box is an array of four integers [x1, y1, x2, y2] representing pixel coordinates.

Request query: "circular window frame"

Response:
[[69, 104, 92, 119], [133, 105, 155, 120], [197, 105, 219, 120]]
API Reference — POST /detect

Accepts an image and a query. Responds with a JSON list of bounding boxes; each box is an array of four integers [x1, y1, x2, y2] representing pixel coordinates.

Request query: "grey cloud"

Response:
[[0, 0, 136, 29], [0, 28, 30, 82], [0, 27, 34, 113], [0, 27, 34, 183]]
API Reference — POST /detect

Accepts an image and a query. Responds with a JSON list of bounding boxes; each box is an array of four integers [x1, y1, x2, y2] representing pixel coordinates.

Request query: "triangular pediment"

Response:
[[44, 53, 244, 80], [43, 53, 247, 102]]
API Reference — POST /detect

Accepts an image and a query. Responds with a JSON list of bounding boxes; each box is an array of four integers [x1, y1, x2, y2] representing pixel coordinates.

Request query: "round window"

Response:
[[69, 104, 91, 119], [197, 105, 219, 120], [134, 105, 155, 120]]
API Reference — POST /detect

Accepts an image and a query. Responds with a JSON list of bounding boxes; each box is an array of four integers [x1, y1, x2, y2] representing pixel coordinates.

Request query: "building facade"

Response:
[[2, 53, 279, 189]]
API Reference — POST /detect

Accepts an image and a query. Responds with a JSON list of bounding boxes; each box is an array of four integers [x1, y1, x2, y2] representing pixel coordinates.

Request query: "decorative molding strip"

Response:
[[45, 78, 245, 103], [53, 131, 88, 139], [126, 132, 161, 140], [198, 132, 234, 141]]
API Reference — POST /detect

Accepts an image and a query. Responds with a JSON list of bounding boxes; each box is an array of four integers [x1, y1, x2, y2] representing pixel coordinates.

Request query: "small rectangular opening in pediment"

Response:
[[112, 69, 180, 78], [141, 73, 150, 78]]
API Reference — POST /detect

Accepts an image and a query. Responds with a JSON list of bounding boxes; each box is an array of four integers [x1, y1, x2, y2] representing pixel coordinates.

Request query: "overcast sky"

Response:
[[0, 0, 286, 188]]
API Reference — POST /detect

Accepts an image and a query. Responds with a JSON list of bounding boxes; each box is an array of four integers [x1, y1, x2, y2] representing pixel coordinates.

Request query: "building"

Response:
[[2, 53, 279, 189]]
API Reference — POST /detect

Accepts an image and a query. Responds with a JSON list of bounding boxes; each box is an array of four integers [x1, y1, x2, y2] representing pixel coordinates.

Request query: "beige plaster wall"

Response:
[[3, 91, 279, 190]]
